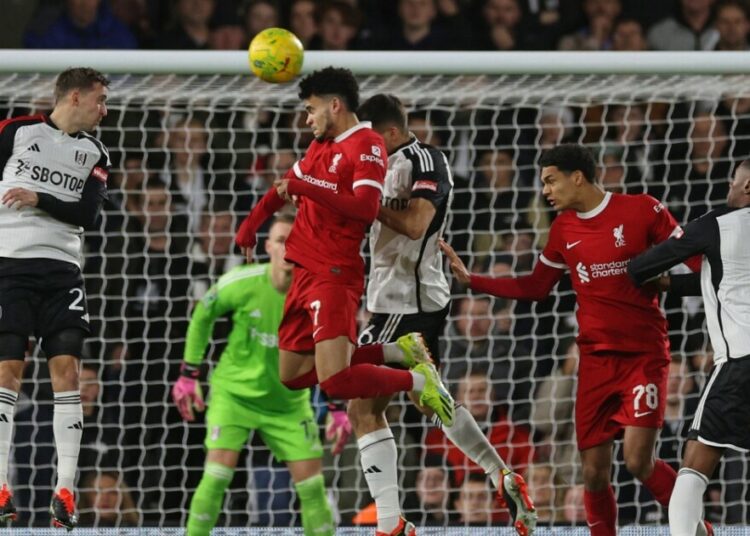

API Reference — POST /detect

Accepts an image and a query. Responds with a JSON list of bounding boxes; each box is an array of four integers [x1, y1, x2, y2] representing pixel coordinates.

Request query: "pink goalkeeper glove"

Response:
[[325, 402, 352, 456], [172, 363, 205, 422]]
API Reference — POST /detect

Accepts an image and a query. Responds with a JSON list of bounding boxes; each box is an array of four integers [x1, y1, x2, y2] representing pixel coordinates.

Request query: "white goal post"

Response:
[[0, 51, 747, 530]]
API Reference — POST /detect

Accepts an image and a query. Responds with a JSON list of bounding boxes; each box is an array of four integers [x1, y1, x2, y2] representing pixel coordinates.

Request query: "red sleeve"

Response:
[[470, 259, 563, 301], [351, 133, 387, 186], [645, 196, 702, 272], [286, 178, 381, 223], [235, 188, 286, 248]]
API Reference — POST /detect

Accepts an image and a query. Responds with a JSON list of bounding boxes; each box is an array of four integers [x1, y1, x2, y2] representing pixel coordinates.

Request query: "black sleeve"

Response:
[[36, 177, 107, 230], [407, 146, 452, 209], [628, 210, 719, 286], [669, 273, 703, 296]]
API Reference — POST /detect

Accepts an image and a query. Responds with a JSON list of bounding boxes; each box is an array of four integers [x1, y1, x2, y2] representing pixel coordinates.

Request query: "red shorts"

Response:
[[278, 265, 363, 353], [575, 349, 670, 451]]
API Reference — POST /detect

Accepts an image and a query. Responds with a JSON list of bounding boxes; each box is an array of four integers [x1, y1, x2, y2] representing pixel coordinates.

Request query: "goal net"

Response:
[[1, 64, 747, 529]]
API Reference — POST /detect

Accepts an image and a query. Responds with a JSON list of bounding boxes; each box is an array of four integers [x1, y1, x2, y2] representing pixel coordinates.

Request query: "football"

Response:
[[248, 28, 304, 84]]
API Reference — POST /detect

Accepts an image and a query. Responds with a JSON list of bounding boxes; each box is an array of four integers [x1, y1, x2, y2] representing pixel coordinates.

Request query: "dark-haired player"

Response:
[[441, 144, 710, 536], [0, 67, 110, 529]]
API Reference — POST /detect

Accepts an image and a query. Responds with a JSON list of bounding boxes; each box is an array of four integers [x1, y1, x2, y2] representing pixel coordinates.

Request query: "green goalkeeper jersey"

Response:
[[184, 263, 309, 411]]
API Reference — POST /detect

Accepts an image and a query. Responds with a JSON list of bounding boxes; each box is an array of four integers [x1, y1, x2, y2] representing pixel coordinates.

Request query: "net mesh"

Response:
[[1, 72, 747, 528]]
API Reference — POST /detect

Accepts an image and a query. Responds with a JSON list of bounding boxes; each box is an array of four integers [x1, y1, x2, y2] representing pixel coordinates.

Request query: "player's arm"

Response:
[[440, 238, 563, 300], [283, 177, 381, 223], [235, 186, 287, 252], [378, 198, 434, 240], [628, 211, 716, 295], [645, 195, 702, 272]]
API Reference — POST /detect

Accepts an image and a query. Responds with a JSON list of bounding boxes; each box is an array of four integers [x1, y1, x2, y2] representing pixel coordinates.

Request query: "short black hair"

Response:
[[357, 94, 407, 132], [538, 144, 597, 182], [54, 67, 109, 103], [298, 66, 359, 111]]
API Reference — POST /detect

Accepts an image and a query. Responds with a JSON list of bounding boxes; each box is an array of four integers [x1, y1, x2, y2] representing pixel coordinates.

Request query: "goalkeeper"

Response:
[[172, 214, 335, 536]]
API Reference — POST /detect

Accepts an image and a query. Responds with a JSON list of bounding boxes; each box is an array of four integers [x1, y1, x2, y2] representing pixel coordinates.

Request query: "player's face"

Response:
[[727, 165, 750, 207], [304, 95, 335, 140], [540, 165, 580, 210], [75, 82, 108, 131], [266, 220, 293, 275]]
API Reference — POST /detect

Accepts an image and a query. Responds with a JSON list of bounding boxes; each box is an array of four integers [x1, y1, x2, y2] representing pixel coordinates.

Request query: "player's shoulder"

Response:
[[79, 131, 111, 163], [217, 263, 269, 289], [0, 113, 46, 137], [402, 139, 448, 175], [342, 122, 384, 148], [619, 192, 663, 211]]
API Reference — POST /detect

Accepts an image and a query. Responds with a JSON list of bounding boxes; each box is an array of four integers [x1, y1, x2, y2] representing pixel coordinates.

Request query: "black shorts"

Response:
[[688, 358, 750, 452], [358, 305, 449, 366], [0, 257, 90, 340]]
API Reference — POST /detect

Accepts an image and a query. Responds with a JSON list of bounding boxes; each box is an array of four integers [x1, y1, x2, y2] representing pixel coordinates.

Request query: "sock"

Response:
[[53, 390, 83, 493], [669, 468, 708, 536], [642, 459, 677, 507], [351, 345, 386, 366], [439, 405, 508, 487], [295, 474, 334, 536], [187, 461, 234, 536], [0, 388, 17, 488], [358, 428, 400, 533], [410, 371, 425, 392], [583, 486, 617, 536], [283, 368, 319, 390], [320, 365, 413, 400], [381, 343, 404, 365]]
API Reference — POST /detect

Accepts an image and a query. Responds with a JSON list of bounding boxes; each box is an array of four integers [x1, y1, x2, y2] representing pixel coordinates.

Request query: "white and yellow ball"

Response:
[[248, 28, 304, 83]]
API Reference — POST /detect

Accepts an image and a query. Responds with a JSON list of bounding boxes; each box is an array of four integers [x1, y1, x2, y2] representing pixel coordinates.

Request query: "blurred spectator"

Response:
[[558, 0, 621, 50], [562, 484, 587, 524], [289, 0, 318, 48], [530, 340, 579, 486], [604, 104, 653, 187], [611, 17, 648, 50], [538, 106, 576, 149], [243, 0, 279, 44], [600, 149, 626, 193], [425, 367, 532, 486], [475, 0, 541, 50], [525, 462, 565, 523], [308, 0, 362, 50], [24, 0, 138, 49], [153, 0, 215, 49], [78, 471, 139, 527], [454, 473, 495, 525], [110, 0, 155, 46], [375, 0, 463, 50], [413, 454, 453, 525], [0, 0, 39, 48], [648, 0, 719, 50], [713, 0, 750, 49], [209, 24, 246, 50]]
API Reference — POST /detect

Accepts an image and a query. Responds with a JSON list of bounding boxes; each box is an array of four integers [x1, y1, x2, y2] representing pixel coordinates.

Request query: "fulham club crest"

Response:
[[74, 150, 88, 166]]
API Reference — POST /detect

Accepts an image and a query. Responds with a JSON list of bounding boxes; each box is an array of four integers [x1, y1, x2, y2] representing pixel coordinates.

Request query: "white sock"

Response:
[[382, 342, 404, 365], [410, 371, 426, 392], [438, 405, 508, 487], [53, 390, 83, 493], [669, 467, 708, 536], [0, 388, 18, 488], [358, 427, 400, 533]]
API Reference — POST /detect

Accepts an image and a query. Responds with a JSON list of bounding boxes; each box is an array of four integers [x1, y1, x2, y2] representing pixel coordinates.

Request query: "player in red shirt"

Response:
[[234, 68, 455, 456], [440, 144, 709, 536]]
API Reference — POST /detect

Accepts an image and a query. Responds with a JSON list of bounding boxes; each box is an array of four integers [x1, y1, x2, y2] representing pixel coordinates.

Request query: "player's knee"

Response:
[[582, 464, 610, 490], [625, 453, 654, 481], [0, 332, 27, 361], [41, 328, 85, 360]]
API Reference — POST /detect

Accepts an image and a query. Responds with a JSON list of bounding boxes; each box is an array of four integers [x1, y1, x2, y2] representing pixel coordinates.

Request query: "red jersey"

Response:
[[540, 192, 683, 354], [284, 122, 386, 280]]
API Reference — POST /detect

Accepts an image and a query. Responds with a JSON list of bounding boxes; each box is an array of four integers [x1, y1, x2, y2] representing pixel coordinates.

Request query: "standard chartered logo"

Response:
[[249, 326, 278, 348], [576, 262, 590, 283]]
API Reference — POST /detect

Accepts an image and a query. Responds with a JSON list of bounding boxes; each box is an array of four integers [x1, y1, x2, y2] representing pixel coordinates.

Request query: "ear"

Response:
[[572, 170, 585, 186], [70, 89, 81, 106], [264, 236, 272, 255], [329, 97, 342, 115], [744, 177, 750, 194]]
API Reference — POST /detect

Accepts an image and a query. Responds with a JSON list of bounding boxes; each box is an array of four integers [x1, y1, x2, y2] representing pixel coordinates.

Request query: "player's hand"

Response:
[[274, 179, 292, 202], [325, 403, 352, 456], [236, 215, 257, 263], [2, 187, 38, 210], [439, 238, 471, 286], [171, 363, 205, 422], [642, 273, 670, 293]]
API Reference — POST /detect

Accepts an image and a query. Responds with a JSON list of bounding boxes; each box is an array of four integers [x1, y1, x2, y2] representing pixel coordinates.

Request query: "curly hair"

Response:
[[538, 144, 596, 183], [298, 66, 359, 111]]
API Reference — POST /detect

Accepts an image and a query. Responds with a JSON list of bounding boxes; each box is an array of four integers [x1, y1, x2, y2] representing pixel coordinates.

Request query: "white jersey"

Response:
[[0, 114, 110, 267], [367, 137, 453, 314]]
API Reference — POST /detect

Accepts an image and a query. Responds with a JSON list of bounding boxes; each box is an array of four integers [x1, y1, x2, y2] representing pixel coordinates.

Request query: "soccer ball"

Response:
[[248, 28, 304, 84]]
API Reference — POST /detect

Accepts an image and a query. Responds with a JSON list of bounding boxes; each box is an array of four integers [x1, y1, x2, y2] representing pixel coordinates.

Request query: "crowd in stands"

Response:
[[0, 0, 748, 52], [1, 0, 749, 529]]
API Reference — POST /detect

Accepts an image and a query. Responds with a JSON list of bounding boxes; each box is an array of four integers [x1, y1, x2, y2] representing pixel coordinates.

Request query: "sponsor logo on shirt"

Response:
[[371, 145, 382, 157], [328, 153, 342, 173], [576, 262, 590, 283], [91, 166, 108, 183], [249, 326, 278, 348], [613, 224, 626, 248], [653, 202, 665, 213], [16, 160, 85, 192], [413, 180, 437, 192], [300, 173, 337, 191], [360, 146, 385, 167], [576, 260, 630, 283]]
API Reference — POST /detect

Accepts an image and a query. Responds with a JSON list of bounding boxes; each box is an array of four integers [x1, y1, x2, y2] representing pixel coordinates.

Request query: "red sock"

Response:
[[320, 364, 413, 399], [282, 367, 319, 389], [642, 459, 677, 507], [583, 486, 617, 536], [350, 344, 385, 366]]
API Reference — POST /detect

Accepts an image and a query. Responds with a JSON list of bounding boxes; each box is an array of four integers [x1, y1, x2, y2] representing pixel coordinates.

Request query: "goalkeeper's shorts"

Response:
[[204, 387, 323, 461]]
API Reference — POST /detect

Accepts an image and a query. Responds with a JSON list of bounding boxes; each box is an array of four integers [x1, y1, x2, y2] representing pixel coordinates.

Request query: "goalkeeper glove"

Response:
[[172, 363, 205, 422], [325, 401, 352, 456]]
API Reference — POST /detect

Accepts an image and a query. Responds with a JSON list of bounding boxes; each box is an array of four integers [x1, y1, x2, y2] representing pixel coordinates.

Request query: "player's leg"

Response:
[[0, 336, 25, 522], [44, 329, 87, 531], [669, 440, 722, 536], [348, 395, 406, 534], [260, 405, 333, 536], [580, 442, 617, 536], [187, 449, 240, 536]]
